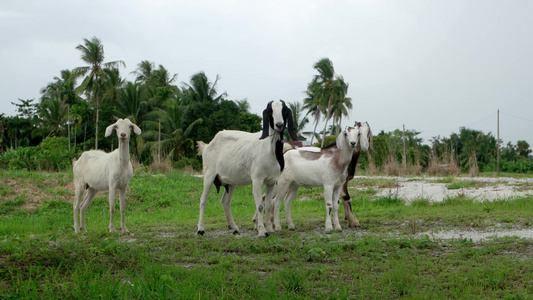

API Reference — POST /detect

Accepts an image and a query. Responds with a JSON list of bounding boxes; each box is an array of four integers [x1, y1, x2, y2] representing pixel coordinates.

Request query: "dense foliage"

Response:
[[0, 37, 531, 173]]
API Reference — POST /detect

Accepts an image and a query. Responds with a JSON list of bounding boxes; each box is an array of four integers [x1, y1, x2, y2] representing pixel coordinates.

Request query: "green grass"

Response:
[[1, 170, 533, 298]]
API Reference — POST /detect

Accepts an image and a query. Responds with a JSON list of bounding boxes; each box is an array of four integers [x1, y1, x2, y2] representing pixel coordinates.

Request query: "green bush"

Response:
[[173, 157, 202, 170], [37, 137, 73, 171]]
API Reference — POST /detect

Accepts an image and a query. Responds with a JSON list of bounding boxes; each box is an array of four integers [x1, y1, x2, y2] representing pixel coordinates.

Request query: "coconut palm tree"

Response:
[[142, 97, 202, 161], [330, 77, 352, 135], [235, 99, 251, 112], [182, 72, 227, 105], [73, 36, 125, 149], [132, 60, 155, 85], [101, 67, 124, 107], [38, 96, 67, 137], [305, 58, 352, 147], [286, 101, 309, 141], [303, 81, 324, 144]]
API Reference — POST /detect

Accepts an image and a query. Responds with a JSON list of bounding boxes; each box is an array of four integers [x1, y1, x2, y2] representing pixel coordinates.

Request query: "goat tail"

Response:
[[197, 141, 207, 156]]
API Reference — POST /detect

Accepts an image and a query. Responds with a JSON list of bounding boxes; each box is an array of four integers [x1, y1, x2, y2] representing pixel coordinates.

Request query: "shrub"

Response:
[[37, 137, 73, 171], [173, 157, 202, 171]]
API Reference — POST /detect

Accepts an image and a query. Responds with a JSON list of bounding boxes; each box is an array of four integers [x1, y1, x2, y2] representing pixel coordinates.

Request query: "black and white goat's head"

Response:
[[358, 122, 373, 152], [105, 116, 142, 142], [337, 126, 360, 150], [260, 100, 298, 141]]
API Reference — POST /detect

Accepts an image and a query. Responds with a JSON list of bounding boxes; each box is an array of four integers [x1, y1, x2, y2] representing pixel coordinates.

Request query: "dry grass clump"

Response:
[[468, 155, 479, 177], [426, 153, 460, 176], [402, 164, 422, 176], [150, 159, 173, 173], [384, 155, 400, 176], [365, 161, 380, 175]]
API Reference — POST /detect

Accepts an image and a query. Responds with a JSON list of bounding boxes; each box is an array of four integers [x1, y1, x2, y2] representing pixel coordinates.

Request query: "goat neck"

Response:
[[117, 136, 131, 166], [265, 130, 284, 172]]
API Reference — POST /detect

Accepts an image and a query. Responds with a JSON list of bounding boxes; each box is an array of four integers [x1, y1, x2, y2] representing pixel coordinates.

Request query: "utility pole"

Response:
[[402, 124, 407, 168], [497, 109, 500, 174]]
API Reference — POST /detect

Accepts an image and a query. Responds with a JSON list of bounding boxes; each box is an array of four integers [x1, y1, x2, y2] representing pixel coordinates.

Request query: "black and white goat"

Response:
[[196, 100, 297, 237], [273, 126, 360, 233]]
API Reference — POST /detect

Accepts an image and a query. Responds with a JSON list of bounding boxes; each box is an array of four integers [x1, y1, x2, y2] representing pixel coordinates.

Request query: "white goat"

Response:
[[196, 100, 297, 237], [73, 117, 141, 234], [273, 126, 360, 232]]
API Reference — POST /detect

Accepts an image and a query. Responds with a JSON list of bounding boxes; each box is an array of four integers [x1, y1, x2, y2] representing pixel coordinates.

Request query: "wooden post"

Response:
[[402, 124, 407, 168], [497, 109, 500, 174]]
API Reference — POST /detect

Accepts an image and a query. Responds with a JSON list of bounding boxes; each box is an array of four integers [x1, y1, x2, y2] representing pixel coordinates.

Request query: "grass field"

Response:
[[1, 169, 533, 299]]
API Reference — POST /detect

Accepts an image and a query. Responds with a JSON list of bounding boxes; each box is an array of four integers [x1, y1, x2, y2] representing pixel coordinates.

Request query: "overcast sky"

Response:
[[1, 0, 532, 146]]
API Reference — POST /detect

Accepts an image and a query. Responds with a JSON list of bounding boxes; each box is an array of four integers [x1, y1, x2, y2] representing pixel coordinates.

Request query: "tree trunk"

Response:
[[95, 86, 99, 150], [310, 118, 319, 145], [321, 113, 331, 148]]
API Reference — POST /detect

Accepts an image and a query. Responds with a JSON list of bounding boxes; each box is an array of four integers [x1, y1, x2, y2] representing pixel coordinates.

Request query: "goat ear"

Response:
[[282, 102, 298, 141], [105, 123, 116, 137], [132, 123, 142, 135], [259, 101, 273, 140]]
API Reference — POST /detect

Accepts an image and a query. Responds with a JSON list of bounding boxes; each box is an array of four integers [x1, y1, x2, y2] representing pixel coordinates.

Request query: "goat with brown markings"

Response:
[[339, 121, 373, 227], [272, 126, 361, 233]]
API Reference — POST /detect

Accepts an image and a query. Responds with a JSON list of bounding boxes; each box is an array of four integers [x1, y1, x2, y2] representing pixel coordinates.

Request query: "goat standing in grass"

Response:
[[272, 126, 360, 233], [340, 121, 373, 227], [73, 117, 141, 234], [196, 100, 297, 237]]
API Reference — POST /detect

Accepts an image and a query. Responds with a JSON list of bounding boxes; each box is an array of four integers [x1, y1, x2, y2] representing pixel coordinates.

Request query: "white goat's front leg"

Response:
[[119, 187, 130, 235], [73, 187, 82, 234], [283, 185, 299, 231], [79, 188, 97, 233], [323, 185, 334, 233], [108, 187, 117, 232], [220, 185, 239, 234], [252, 182, 268, 238], [332, 186, 343, 232], [273, 195, 282, 231], [197, 174, 215, 235], [264, 183, 275, 233]]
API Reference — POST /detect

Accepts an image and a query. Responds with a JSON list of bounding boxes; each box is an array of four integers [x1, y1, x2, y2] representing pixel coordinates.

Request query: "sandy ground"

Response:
[[348, 176, 533, 242], [353, 176, 533, 203]]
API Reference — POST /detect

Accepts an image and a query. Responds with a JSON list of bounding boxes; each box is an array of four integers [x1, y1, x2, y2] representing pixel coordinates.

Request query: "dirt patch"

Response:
[[352, 176, 533, 203], [420, 228, 533, 243], [1, 175, 76, 207]]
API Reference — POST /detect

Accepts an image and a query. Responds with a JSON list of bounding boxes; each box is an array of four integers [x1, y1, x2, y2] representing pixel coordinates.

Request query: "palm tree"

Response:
[[142, 98, 202, 161], [38, 96, 67, 137], [132, 60, 155, 85], [286, 101, 309, 140], [305, 58, 352, 147], [182, 72, 227, 105], [303, 81, 324, 144], [73, 36, 125, 149], [235, 99, 251, 112], [101, 67, 124, 107], [330, 77, 352, 135]]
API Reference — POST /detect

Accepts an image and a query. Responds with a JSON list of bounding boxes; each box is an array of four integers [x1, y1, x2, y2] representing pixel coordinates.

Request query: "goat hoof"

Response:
[[289, 228, 295, 231], [197, 230, 205, 235], [232, 230, 240, 235]]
